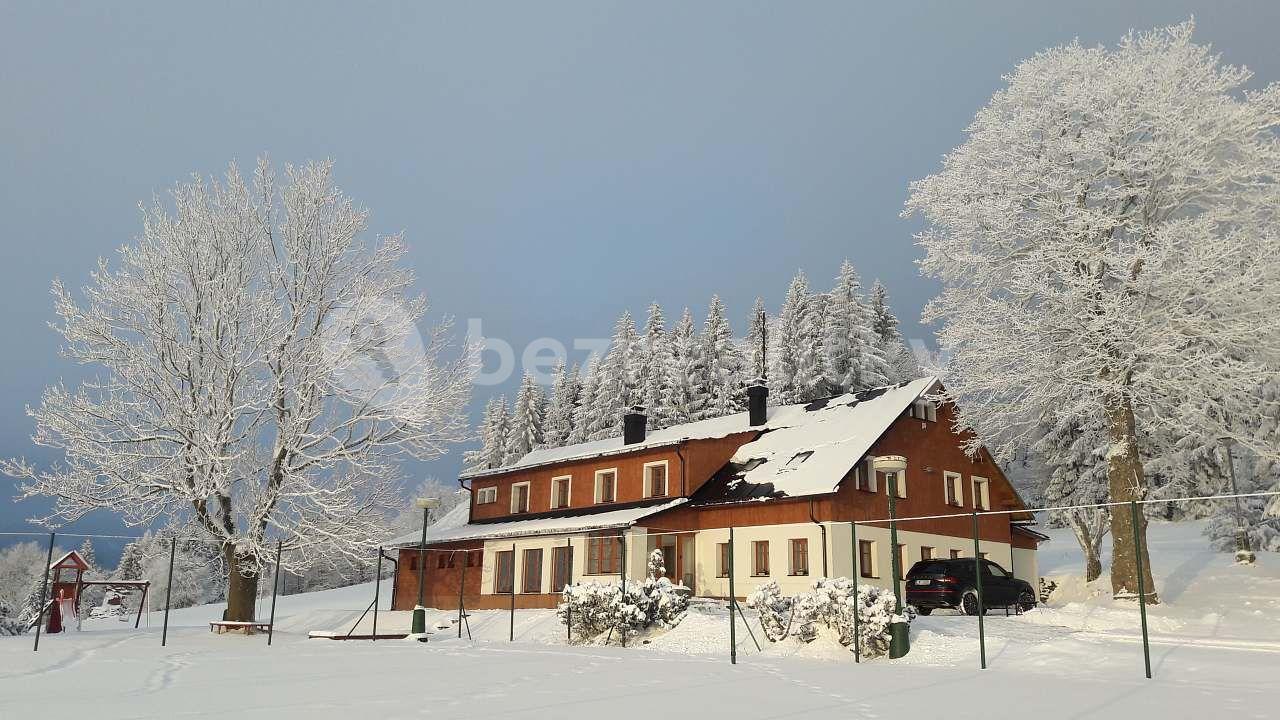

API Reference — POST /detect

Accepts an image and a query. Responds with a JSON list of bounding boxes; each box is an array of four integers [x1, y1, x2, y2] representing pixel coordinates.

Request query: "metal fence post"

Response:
[[33, 532, 55, 652], [509, 542, 516, 642], [728, 526, 737, 665], [267, 540, 282, 646], [851, 521, 860, 663], [565, 537, 573, 643], [620, 531, 627, 649], [161, 537, 176, 646], [1131, 500, 1152, 679], [972, 511, 986, 670], [457, 549, 466, 640], [373, 546, 382, 642]]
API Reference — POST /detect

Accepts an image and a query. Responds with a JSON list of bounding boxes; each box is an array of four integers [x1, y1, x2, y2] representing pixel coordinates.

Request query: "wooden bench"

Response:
[[209, 620, 272, 635]]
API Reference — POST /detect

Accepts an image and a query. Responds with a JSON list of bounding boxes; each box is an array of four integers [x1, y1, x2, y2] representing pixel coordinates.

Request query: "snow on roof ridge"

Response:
[[390, 498, 688, 546], [460, 376, 938, 481]]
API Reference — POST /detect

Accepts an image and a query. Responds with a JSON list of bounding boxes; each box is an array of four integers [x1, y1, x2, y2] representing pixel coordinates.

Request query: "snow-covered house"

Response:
[[390, 377, 1043, 610]]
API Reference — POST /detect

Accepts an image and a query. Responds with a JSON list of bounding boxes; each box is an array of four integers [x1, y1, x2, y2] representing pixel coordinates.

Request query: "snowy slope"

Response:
[[3, 520, 1278, 719]]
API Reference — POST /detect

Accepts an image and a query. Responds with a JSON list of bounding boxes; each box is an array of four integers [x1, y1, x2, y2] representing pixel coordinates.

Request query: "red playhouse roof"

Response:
[[49, 550, 91, 572]]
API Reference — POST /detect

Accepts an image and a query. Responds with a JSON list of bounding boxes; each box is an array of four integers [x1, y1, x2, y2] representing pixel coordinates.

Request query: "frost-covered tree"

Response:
[[3, 158, 476, 621], [583, 311, 642, 440], [663, 309, 702, 426], [905, 22, 1280, 601], [744, 297, 769, 381], [868, 281, 920, 384], [392, 478, 468, 539], [465, 395, 511, 471], [698, 296, 745, 419], [824, 260, 892, 393], [773, 272, 826, 403], [568, 361, 602, 445], [506, 371, 546, 463], [541, 360, 581, 448], [1034, 412, 1111, 582], [637, 303, 674, 428], [113, 540, 145, 582], [0, 541, 53, 617]]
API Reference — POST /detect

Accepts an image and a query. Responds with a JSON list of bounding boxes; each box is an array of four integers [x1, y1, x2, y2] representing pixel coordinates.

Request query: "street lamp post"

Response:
[[874, 455, 910, 659], [411, 496, 442, 638]]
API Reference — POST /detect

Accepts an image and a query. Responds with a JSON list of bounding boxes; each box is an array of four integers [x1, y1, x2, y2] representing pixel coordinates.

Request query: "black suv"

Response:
[[905, 558, 1036, 615]]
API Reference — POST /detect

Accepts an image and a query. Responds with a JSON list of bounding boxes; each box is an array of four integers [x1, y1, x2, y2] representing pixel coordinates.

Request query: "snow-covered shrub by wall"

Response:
[[557, 576, 689, 643], [0, 604, 27, 636], [748, 578, 912, 658]]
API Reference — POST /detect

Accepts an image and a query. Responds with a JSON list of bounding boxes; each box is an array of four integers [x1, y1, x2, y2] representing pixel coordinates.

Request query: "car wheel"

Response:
[[1018, 589, 1036, 612], [916, 607, 932, 616], [961, 589, 982, 616]]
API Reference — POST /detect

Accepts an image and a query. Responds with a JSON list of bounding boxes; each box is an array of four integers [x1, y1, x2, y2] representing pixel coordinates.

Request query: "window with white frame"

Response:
[[594, 469, 617, 504], [510, 482, 530, 514], [971, 476, 991, 511], [881, 469, 907, 499], [853, 457, 876, 492], [643, 461, 668, 498], [551, 475, 572, 509], [943, 471, 964, 507], [909, 400, 938, 422], [476, 486, 498, 505], [858, 539, 877, 578]]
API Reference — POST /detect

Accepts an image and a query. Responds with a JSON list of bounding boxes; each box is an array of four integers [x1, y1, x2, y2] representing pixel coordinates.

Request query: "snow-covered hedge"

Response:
[[747, 578, 913, 658], [557, 577, 689, 643], [0, 603, 27, 636]]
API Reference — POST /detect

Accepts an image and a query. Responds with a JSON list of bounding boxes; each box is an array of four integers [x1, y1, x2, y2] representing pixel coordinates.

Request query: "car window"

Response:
[[911, 562, 949, 575], [983, 562, 1008, 578]]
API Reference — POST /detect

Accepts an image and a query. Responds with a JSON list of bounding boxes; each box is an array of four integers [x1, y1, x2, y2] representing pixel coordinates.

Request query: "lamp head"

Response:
[[873, 455, 908, 474], [415, 497, 442, 510]]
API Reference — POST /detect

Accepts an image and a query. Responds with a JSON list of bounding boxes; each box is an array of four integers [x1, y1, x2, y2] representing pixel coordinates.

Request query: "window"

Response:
[[983, 561, 1007, 578], [476, 486, 498, 504], [909, 400, 938, 422], [494, 550, 514, 594], [858, 540, 876, 578], [586, 532, 620, 575], [522, 549, 543, 593], [921, 546, 934, 561], [789, 539, 809, 576], [972, 477, 991, 511], [644, 461, 668, 498], [785, 451, 814, 467], [437, 552, 456, 570], [510, 482, 530, 514], [944, 472, 964, 507], [882, 470, 907, 499], [950, 549, 963, 560], [853, 457, 876, 492], [594, 469, 617, 504], [552, 545, 572, 591], [717, 542, 730, 578], [751, 541, 770, 576], [551, 476, 572, 509], [466, 550, 481, 568]]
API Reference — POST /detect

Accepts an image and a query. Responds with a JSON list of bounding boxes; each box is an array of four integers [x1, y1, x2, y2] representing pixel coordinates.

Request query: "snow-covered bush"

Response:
[[648, 548, 666, 580], [749, 578, 912, 658], [0, 603, 27, 636], [746, 581, 793, 642], [557, 576, 688, 643]]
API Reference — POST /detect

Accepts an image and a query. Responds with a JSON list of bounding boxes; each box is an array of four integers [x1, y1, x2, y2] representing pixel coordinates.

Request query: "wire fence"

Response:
[[7, 488, 1278, 680]]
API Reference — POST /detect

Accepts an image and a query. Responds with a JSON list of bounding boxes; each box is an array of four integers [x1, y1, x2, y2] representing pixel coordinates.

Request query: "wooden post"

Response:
[[728, 526, 736, 665], [565, 537, 573, 643], [619, 532, 627, 649], [457, 549, 466, 639], [162, 537, 176, 646], [267, 540, 282, 646], [33, 532, 55, 652], [1132, 500, 1153, 679], [509, 542, 516, 642], [851, 521, 860, 663]]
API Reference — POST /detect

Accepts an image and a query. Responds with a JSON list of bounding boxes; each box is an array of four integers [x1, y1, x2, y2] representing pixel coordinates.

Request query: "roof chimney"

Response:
[[623, 405, 647, 445], [747, 380, 768, 427]]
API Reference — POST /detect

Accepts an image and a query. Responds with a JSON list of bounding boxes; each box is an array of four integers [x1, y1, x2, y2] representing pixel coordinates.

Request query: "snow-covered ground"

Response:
[[3, 520, 1278, 719]]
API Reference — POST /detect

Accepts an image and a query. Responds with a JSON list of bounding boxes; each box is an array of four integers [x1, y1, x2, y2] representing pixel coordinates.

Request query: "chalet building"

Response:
[[390, 377, 1044, 611]]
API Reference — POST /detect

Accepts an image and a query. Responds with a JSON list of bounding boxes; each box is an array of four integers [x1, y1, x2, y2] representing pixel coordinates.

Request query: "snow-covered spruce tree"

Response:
[[904, 22, 1280, 601], [744, 297, 769, 381], [663, 309, 702, 426], [0, 541, 53, 616], [584, 311, 642, 441], [465, 395, 511, 471], [1034, 411, 1111, 582], [638, 303, 674, 429], [113, 540, 144, 582], [867, 281, 920, 384], [823, 260, 892, 393], [698, 296, 745, 419], [541, 360, 581, 448], [3, 159, 476, 622], [568, 361, 602, 445], [773, 272, 828, 403], [506, 371, 546, 463]]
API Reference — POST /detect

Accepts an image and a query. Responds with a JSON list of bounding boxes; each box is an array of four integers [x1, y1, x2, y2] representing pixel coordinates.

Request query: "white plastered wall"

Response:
[[478, 527, 648, 597]]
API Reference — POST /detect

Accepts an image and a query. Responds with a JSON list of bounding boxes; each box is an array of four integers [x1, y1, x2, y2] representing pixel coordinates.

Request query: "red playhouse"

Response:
[[41, 550, 150, 633]]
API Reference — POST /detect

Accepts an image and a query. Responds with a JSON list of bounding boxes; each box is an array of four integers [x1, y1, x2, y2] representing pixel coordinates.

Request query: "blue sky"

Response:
[[2, 1, 1277, 563]]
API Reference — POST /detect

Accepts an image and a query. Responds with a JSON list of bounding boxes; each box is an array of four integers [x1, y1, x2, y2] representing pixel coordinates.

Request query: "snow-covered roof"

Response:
[[463, 377, 939, 481], [390, 499, 686, 546], [387, 501, 472, 546], [693, 377, 940, 503]]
